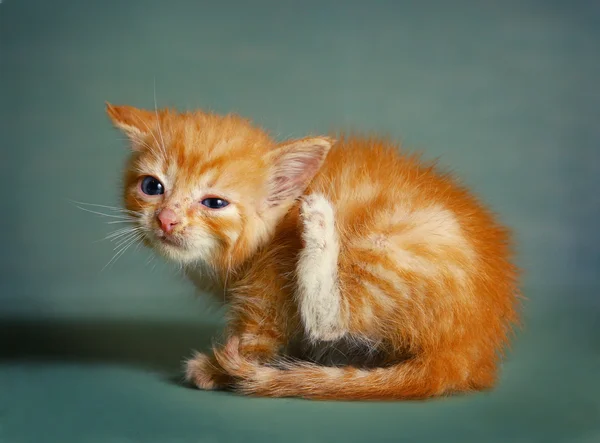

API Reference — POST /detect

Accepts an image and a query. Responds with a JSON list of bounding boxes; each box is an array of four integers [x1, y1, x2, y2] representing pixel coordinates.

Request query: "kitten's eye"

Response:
[[201, 197, 229, 209], [140, 176, 164, 196]]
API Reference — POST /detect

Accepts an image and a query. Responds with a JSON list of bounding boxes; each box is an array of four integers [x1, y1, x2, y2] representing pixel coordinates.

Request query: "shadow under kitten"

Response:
[[0, 318, 221, 376]]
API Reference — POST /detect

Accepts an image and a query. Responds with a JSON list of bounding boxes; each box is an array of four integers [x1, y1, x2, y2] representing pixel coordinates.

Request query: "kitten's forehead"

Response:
[[135, 111, 272, 197], [164, 112, 272, 162]]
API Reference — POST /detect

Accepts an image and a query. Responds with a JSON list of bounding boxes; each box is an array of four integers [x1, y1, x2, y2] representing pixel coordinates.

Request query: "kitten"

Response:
[[106, 103, 520, 400]]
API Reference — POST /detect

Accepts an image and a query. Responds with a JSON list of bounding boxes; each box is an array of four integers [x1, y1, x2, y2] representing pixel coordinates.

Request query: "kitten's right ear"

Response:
[[105, 102, 156, 141]]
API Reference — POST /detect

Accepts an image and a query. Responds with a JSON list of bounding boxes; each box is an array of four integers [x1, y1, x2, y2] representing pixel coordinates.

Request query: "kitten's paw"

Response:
[[300, 194, 335, 249], [298, 194, 345, 343], [184, 352, 226, 390]]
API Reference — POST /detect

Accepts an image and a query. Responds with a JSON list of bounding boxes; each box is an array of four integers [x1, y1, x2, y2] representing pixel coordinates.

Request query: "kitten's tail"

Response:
[[214, 337, 482, 400]]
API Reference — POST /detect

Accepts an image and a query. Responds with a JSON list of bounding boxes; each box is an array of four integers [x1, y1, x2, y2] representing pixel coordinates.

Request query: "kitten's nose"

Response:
[[158, 208, 180, 233]]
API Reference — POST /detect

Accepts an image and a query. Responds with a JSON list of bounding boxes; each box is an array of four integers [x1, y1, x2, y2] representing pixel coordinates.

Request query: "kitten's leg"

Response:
[[297, 194, 347, 342], [185, 318, 282, 390], [185, 352, 231, 390]]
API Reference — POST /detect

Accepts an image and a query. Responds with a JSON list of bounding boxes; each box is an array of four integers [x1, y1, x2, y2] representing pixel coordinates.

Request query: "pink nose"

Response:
[[158, 208, 180, 233]]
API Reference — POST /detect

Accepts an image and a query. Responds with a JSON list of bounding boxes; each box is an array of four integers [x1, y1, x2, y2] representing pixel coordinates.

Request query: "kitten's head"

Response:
[[106, 103, 331, 268]]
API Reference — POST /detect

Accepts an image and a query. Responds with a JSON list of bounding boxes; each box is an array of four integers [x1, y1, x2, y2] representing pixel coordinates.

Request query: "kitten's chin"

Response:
[[151, 237, 212, 265]]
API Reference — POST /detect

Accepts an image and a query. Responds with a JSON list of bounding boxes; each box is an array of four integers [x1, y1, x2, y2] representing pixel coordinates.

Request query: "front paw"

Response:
[[184, 352, 229, 390]]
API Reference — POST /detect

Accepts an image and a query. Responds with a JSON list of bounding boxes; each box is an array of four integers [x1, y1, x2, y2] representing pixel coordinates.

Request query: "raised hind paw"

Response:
[[298, 194, 347, 342], [300, 194, 336, 248]]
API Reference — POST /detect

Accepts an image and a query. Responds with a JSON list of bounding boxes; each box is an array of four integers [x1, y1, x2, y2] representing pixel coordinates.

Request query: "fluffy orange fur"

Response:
[[106, 103, 520, 400]]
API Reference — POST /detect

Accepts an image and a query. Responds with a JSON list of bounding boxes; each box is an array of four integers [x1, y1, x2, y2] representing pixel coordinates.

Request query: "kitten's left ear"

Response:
[[105, 102, 156, 141], [264, 137, 334, 208]]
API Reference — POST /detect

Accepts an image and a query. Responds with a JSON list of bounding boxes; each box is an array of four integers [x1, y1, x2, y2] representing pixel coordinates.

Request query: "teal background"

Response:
[[1, 0, 599, 442]]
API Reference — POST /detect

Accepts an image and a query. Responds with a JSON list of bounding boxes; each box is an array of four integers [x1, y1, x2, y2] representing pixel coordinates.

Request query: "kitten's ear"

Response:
[[105, 102, 156, 141], [265, 137, 333, 207]]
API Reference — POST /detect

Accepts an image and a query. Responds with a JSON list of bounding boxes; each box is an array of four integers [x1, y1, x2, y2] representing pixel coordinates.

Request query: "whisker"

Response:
[[91, 226, 138, 244], [145, 253, 155, 267], [112, 235, 137, 250], [113, 230, 145, 249], [106, 219, 139, 224], [134, 237, 145, 252], [71, 201, 143, 218], [74, 201, 149, 272], [107, 227, 144, 242], [75, 206, 134, 220], [101, 232, 145, 272], [104, 233, 133, 244], [108, 225, 141, 234], [101, 241, 131, 271]]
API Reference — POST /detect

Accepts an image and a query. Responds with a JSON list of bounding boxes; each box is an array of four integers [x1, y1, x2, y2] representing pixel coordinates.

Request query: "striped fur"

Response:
[[107, 103, 521, 400]]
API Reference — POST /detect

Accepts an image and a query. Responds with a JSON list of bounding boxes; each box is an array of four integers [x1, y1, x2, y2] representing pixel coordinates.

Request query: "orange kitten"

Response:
[[106, 103, 520, 400]]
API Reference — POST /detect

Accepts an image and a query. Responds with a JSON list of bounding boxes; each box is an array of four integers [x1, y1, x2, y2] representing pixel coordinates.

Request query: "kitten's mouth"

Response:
[[156, 232, 184, 248]]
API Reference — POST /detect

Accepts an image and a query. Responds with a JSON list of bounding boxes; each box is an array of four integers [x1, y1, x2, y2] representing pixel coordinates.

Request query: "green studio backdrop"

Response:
[[1, 0, 599, 442]]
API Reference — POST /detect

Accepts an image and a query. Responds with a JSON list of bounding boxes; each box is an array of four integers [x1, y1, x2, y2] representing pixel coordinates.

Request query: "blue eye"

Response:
[[201, 197, 229, 209], [140, 176, 164, 195]]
